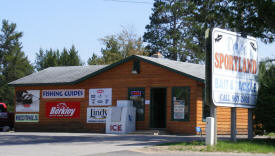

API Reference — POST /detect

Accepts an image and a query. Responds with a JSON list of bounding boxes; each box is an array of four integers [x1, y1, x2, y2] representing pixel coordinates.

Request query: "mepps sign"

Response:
[[212, 28, 258, 108]]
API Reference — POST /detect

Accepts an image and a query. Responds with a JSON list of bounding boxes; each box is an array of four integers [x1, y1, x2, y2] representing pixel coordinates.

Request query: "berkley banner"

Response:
[[46, 102, 80, 118], [87, 107, 109, 123]]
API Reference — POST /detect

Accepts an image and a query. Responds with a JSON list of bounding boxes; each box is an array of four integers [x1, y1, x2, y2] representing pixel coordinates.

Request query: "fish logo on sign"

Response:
[[215, 34, 222, 42]]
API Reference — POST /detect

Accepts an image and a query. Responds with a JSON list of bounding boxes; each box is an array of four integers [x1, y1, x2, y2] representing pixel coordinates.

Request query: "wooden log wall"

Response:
[[14, 59, 248, 134]]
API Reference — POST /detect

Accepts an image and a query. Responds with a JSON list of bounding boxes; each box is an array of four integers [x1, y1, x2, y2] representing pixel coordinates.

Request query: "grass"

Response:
[[267, 132, 275, 137], [159, 141, 206, 152], [158, 139, 275, 154]]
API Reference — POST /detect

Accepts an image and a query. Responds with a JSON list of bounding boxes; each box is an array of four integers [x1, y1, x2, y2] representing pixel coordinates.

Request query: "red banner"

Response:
[[46, 102, 80, 118]]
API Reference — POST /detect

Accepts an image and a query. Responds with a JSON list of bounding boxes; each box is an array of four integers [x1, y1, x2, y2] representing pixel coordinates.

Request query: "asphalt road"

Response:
[[0, 132, 201, 156], [0, 132, 273, 156], [91, 150, 275, 156]]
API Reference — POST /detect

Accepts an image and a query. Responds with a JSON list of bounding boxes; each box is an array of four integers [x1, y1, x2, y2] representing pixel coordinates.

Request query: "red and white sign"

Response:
[[97, 90, 104, 94], [46, 102, 80, 118], [110, 124, 122, 132]]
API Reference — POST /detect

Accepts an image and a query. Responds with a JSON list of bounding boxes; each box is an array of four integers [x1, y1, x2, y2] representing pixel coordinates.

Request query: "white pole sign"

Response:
[[212, 28, 258, 108]]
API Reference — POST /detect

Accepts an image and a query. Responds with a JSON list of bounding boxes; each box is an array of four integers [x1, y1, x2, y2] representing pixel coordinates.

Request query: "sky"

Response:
[[0, 0, 274, 65]]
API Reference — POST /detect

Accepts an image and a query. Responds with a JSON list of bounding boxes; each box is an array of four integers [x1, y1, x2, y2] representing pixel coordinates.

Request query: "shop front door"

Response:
[[150, 88, 166, 129]]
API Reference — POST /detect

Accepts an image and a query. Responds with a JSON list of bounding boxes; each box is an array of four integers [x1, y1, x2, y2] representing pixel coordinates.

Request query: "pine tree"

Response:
[[87, 53, 104, 65], [66, 45, 83, 66], [0, 19, 34, 109], [144, 0, 275, 63], [35, 45, 83, 71], [59, 48, 69, 66]]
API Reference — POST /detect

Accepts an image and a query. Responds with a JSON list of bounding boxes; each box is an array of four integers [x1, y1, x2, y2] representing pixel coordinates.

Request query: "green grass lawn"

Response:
[[158, 139, 275, 154]]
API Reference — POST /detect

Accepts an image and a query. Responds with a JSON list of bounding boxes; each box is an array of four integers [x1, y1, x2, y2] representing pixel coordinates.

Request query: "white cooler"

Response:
[[106, 100, 136, 134]]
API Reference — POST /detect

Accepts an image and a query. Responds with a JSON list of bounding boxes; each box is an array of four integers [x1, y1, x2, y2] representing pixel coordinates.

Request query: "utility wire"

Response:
[[103, 0, 153, 5]]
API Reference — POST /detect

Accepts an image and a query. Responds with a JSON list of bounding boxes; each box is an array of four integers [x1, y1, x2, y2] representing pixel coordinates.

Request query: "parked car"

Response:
[[0, 103, 14, 132]]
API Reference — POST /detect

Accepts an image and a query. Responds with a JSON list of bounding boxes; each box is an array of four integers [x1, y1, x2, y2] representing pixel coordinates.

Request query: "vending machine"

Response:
[[106, 100, 136, 134]]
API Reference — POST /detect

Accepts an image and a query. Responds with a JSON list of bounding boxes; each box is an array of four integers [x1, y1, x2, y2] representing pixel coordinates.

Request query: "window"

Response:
[[172, 87, 190, 121], [132, 59, 140, 74], [128, 88, 145, 121], [202, 86, 210, 121]]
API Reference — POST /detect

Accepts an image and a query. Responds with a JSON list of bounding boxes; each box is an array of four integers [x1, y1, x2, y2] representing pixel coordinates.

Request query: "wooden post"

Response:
[[248, 109, 253, 140], [205, 28, 217, 145], [231, 107, 237, 142]]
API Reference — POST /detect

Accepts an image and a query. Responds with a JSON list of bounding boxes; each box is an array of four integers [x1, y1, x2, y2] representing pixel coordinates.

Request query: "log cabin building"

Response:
[[9, 54, 248, 134]]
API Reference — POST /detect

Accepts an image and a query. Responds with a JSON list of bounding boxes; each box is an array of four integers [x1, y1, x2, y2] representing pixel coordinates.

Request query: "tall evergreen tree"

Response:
[[35, 48, 60, 71], [35, 45, 83, 71], [0, 19, 34, 109], [144, 0, 189, 61], [87, 53, 104, 65], [59, 45, 82, 66], [144, 0, 275, 63]]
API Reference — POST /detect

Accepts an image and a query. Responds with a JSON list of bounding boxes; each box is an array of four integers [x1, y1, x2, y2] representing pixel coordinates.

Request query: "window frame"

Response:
[[128, 87, 145, 121], [171, 86, 190, 122], [132, 59, 140, 74]]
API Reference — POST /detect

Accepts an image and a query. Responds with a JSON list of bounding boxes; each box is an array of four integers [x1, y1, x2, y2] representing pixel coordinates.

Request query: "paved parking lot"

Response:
[[1, 132, 269, 156], [0, 132, 202, 156]]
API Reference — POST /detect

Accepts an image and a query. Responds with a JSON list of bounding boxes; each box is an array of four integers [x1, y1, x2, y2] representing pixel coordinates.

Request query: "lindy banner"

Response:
[[87, 107, 109, 123], [15, 114, 39, 122], [46, 102, 80, 118], [42, 89, 85, 98]]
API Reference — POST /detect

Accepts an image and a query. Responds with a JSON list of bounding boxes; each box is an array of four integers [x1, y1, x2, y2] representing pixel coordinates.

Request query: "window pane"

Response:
[[172, 87, 190, 121], [128, 88, 145, 121]]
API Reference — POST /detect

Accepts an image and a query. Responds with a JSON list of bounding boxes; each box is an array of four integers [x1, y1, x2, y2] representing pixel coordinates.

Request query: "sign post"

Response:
[[231, 107, 237, 142], [211, 28, 258, 141], [205, 28, 217, 145], [248, 109, 253, 140]]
